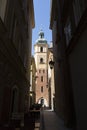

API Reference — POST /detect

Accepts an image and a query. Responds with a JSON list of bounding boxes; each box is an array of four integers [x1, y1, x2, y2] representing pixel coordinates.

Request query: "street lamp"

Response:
[[49, 59, 55, 69]]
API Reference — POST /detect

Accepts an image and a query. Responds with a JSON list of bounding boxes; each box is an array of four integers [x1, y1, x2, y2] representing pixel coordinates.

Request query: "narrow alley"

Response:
[[6, 108, 74, 130], [40, 109, 73, 130], [28, 108, 74, 130], [0, 0, 87, 130]]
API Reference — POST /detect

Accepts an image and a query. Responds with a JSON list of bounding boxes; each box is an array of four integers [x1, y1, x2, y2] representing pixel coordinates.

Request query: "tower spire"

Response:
[[39, 29, 44, 39], [35, 29, 47, 43]]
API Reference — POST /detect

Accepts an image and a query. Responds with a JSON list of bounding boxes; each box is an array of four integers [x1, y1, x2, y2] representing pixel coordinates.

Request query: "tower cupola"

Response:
[[39, 29, 44, 39], [35, 29, 47, 44]]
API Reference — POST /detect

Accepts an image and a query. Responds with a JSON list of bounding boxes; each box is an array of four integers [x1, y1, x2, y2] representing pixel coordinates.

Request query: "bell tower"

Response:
[[34, 30, 49, 107]]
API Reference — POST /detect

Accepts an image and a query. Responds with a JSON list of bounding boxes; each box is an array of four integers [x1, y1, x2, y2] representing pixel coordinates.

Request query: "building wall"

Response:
[[50, 0, 76, 127], [50, 0, 87, 129], [0, 0, 35, 126], [64, 1, 87, 129], [36, 69, 48, 106], [69, 27, 87, 130]]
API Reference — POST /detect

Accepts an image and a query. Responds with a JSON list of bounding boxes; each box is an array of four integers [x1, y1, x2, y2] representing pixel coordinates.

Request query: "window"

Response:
[[39, 69, 41, 73], [40, 47, 43, 52], [43, 69, 45, 73], [41, 86, 43, 93], [40, 58, 43, 63], [41, 76, 43, 82]]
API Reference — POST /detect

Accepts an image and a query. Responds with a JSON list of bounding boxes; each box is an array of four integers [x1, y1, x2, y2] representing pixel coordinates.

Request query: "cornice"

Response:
[[29, 0, 35, 28]]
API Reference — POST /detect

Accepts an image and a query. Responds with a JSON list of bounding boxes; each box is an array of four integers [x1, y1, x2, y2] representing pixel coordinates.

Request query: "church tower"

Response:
[[34, 30, 49, 107]]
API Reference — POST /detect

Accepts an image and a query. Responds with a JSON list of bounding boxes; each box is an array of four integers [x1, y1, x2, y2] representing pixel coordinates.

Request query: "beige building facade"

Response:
[[34, 30, 49, 107]]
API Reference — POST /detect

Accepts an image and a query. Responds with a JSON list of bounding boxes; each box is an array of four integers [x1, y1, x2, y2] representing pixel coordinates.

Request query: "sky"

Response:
[[32, 0, 52, 54]]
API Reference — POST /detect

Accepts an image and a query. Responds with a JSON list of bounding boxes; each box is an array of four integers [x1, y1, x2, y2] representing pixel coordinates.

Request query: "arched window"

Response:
[[40, 58, 43, 63], [40, 47, 43, 52]]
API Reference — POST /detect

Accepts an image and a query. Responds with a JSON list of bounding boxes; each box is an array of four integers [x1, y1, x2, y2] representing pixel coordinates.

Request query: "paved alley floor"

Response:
[[40, 109, 74, 130], [0, 110, 74, 130]]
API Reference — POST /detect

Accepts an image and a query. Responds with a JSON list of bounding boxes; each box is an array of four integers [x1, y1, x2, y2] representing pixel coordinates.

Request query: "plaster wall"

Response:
[[69, 27, 87, 130]]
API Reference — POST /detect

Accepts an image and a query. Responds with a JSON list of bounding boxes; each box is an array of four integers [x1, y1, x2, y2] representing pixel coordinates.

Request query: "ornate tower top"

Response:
[[38, 29, 44, 39], [35, 29, 47, 44]]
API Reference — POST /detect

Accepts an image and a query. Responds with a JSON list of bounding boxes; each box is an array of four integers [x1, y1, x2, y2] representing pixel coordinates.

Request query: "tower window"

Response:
[[41, 34, 43, 38], [40, 58, 43, 63], [41, 76, 43, 82], [40, 47, 43, 52], [41, 86, 43, 93], [43, 69, 45, 73], [39, 69, 41, 73]]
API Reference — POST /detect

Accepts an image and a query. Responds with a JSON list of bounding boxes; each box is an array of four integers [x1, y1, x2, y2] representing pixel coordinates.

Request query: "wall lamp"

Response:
[[49, 57, 64, 69], [49, 59, 55, 69]]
